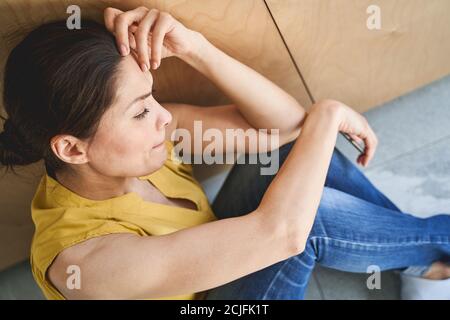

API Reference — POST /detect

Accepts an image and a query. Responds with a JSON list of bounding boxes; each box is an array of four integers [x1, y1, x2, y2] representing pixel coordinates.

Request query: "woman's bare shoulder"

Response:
[[47, 233, 139, 298]]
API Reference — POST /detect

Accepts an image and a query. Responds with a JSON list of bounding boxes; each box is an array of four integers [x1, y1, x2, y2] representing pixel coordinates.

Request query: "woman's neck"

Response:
[[54, 168, 144, 201]]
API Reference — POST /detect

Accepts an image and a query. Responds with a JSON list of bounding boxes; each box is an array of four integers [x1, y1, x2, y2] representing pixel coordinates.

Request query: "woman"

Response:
[[1, 6, 449, 300]]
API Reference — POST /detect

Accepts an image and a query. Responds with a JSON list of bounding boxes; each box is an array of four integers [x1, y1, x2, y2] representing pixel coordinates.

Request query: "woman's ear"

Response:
[[50, 134, 89, 165]]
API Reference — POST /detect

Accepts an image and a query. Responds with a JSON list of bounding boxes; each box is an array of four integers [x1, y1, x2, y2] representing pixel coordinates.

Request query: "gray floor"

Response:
[[1, 74, 449, 300], [0, 260, 44, 299], [306, 74, 450, 300]]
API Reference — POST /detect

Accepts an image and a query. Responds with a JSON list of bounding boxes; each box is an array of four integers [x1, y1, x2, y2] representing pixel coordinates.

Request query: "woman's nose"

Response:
[[157, 106, 173, 130]]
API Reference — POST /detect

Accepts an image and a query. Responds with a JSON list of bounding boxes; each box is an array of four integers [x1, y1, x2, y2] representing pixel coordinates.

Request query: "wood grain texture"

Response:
[[0, 0, 310, 270], [266, 0, 450, 112]]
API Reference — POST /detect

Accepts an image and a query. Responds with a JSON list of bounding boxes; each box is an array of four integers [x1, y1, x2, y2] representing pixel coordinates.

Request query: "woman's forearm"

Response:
[[180, 32, 341, 247], [258, 101, 342, 249], [180, 31, 307, 136]]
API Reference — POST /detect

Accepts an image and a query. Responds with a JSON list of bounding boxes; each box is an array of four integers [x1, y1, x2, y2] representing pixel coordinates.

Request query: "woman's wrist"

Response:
[[177, 31, 214, 73], [310, 100, 344, 131]]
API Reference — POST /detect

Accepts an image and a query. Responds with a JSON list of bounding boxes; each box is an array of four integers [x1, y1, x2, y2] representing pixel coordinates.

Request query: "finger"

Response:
[[151, 13, 173, 69], [130, 47, 139, 62], [104, 7, 123, 33], [347, 133, 365, 165], [129, 32, 137, 52], [362, 134, 377, 166], [114, 6, 149, 56], [129, 23, 139, 34], [357, 153, 364, 166], [348, 133, 363, 144], [365, 129, 378, 166], [135, 9, 160, 71], [356, 136, 369, 166], [348, 133, 364, 149]]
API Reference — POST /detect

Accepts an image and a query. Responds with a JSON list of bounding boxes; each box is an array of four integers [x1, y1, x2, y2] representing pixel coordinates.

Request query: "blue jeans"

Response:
[[204, 139, 450, 299]]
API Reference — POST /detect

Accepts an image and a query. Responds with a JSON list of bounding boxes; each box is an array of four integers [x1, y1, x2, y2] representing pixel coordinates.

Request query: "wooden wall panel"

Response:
[[267, 0, 450, 112], [0, 0, 309, 270]]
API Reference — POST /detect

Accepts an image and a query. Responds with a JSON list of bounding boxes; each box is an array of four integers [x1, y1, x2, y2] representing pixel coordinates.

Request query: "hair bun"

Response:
[[0, 118, 42, 167], [3, 118, 16, 135]]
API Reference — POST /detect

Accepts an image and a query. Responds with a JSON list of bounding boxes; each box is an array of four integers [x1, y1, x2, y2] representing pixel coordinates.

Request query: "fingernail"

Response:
[[152, 61, 158, 70], [120, 44, 128, 56], [141, 63, 149, 72]]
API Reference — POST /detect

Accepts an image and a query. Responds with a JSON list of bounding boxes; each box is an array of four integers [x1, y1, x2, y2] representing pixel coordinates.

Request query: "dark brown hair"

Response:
[[0, 19, 122, 177]]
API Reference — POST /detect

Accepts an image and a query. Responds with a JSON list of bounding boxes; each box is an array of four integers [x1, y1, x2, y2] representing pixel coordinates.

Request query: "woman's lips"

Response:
[[153, 140, 165, 149]]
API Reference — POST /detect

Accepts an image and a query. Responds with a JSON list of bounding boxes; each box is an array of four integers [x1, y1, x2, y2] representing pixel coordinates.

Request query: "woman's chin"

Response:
[[153, 146, 168, 163]]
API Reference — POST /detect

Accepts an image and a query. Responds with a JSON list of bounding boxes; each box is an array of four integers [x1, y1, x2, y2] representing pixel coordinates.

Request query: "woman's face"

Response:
[[85, 54, 172, 178]]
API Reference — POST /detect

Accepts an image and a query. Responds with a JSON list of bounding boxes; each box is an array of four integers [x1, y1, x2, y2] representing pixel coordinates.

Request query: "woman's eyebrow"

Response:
[[125, 90, 153, 111]]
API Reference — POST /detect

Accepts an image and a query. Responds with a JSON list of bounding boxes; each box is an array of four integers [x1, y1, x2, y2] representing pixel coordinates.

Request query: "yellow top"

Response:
[[30, 140, 217, 300]]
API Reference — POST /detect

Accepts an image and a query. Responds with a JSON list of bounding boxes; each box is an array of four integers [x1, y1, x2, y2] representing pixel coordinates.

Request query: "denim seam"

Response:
[[309, 236, 450, 247], [260, 259, 295, 300], [261, 255, 315, 299], [294, 256, 313, 269], [304, 249, 316, 260]]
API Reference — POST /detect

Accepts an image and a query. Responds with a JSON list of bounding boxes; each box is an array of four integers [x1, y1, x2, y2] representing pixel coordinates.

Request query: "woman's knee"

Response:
[[308, 187, 353, 237]]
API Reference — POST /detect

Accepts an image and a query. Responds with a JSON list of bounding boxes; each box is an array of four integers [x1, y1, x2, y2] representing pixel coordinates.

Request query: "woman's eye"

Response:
[[133, 89, 156, 120], [134, 107, 150, 120]]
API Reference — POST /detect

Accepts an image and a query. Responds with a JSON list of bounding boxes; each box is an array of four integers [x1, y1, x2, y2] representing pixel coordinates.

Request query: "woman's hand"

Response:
[[316, 100, 378, 167], [104, 6, 199, 71]]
